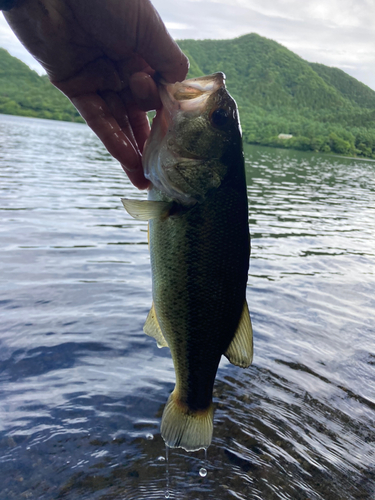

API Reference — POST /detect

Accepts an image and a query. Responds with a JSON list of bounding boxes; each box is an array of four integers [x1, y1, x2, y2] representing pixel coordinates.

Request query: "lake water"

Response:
[[0, 113, 374, 500]]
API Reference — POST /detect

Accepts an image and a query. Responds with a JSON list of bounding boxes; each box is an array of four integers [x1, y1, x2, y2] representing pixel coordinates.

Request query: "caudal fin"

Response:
[[161, 391, 214, 451]]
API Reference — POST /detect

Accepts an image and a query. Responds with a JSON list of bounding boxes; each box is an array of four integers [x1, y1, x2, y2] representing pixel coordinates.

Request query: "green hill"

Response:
[[180, 34, 346, 110], [1, 34, 375, 159], [309, 62, 375, 109], [0, 48, 83, 122], [178, 34, 375, 158]]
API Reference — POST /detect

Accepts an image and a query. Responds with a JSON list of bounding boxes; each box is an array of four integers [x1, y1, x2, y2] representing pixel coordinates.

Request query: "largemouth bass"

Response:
[[122, 73, 253, 451]]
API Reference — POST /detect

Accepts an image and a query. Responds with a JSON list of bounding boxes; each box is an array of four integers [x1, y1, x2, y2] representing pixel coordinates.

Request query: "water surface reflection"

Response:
[[1, 115, 374, 499]]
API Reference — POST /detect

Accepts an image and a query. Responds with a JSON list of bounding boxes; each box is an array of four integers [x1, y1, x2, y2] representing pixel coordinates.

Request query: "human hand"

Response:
[[3, 0, 188, 189]]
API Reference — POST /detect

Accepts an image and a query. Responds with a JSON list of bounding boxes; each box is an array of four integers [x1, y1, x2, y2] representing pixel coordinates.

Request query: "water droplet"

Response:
[[165, 444, 170, 498], [157, 455, 166, 462], [146, 433, 154, 440], [199, 467, 207, 477]]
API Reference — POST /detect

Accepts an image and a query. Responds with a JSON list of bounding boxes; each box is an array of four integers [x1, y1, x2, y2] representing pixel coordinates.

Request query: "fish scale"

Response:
[[150, 186, 249, 409]]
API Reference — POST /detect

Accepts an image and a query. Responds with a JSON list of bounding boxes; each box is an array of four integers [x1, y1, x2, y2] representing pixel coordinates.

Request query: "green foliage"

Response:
[[178, 34, 375, 159], [183, 49, 204, 78], [0, 48, 84, 122], [178, 34, 346, 111], [309, 63, 375, 109]]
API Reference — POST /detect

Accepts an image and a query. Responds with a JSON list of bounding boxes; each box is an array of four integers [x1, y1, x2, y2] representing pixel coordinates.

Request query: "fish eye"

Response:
[[210, 108, 229, 128]]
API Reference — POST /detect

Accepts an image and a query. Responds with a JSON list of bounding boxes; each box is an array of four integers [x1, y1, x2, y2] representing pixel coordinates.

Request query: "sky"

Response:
[[1, 0, 374, 90]]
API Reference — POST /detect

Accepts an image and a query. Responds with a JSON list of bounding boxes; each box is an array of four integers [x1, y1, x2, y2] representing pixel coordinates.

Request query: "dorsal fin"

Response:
[[143, 303, 168, 348], [224, 300, 253, 368]]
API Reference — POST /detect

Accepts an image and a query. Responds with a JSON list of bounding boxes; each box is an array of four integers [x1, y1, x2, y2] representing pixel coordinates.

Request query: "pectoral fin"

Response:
[[224, 301, 253, 368], [121, 198, 172, 220], [143, 303, 168, 348]]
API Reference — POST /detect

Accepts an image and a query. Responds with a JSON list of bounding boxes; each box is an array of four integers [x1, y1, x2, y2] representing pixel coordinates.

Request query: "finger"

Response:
[[71, 92, 150, 189], [136, 2, 189, 83], [65, 0, 189, 84], [53, 58, 122, 98], [129, 72, 162, 111], [122, 95, 151, 154], [101, 88, 151, 156], [130, 108, 150, 155], [99, 90, 138, 147]]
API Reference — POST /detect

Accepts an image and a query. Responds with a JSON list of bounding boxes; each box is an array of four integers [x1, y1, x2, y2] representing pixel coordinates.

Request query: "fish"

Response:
[[122, 72, 253, 452]]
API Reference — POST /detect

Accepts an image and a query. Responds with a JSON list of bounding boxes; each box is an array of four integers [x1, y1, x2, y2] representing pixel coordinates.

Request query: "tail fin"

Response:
[[161, 391, 214, 452]]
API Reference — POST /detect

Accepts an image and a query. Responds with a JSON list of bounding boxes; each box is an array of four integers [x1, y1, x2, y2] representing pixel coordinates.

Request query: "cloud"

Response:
[[153, 0, 375, 90], [165, 22, 191, 30]]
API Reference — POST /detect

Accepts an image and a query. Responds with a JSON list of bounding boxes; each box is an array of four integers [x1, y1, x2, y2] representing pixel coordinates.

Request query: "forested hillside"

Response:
[[0, 48, 83, 122], [179, 34, 375, 158], [1, 34, 375, 159]]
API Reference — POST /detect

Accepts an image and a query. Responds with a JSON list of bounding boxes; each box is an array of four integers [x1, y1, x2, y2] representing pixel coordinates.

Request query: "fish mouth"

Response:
[[150, 73, 226, 144], [160, 72, 226, 114]]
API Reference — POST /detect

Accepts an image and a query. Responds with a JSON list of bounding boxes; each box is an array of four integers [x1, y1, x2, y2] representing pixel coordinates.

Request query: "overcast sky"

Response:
[[1, 0, 374, 90]]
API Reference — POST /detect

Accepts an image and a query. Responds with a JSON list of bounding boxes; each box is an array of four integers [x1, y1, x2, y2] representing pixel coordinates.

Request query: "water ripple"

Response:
[[1, 116, 375, 499]]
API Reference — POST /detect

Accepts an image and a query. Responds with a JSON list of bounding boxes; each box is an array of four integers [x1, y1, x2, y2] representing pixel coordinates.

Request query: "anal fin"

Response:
[[143, 303, 168, 348], [224, 300, 253, 368]]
